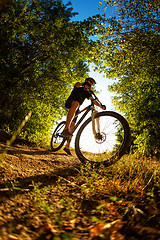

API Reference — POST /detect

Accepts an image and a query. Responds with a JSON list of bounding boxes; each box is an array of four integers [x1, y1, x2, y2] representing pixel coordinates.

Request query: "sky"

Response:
[[64, 0, 103, 20], [62, 0, 117, 110]]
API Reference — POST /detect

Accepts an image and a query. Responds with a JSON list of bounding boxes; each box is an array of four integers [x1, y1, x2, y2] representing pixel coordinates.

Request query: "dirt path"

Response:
[[0, 143, 82, 239], [0, 143, 160, 240], [0, 143, 81, 183]]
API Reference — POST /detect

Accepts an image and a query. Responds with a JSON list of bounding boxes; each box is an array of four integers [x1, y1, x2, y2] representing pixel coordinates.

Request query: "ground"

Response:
[[0, 142, 160, 240], [0, 142, 81, 240]]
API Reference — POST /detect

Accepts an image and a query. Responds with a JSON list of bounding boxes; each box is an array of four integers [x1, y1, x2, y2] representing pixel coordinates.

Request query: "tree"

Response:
[[96, 0, 160, 155], [0, 0, 104, 144]]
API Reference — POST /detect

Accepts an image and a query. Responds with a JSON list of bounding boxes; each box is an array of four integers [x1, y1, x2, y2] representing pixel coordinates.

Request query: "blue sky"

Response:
[[63, 0, 103, 21], [62, 0, 117, 110], [63, 0, 117, 21]]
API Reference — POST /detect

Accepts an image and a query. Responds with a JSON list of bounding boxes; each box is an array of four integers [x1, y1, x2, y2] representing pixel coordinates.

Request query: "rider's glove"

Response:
[[101, 105, 106, 110]]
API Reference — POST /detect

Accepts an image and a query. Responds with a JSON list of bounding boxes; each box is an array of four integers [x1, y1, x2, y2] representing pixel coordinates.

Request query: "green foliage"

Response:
[[0, 0, 104, 144], [97, 0, 160, 155], [1, 0, 159, 155], [79, 155, 160, 200], [31, 181, 54, 214]]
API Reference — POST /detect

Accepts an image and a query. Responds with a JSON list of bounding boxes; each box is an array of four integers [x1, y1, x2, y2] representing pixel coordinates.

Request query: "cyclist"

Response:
[[62, 77, 106, 155]]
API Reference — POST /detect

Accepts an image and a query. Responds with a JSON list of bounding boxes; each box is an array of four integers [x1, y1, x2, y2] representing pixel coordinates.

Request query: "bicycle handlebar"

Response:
[[89, 90, 106, 109]]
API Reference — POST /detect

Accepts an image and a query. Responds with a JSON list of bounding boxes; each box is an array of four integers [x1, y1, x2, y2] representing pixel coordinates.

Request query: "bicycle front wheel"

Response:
[[51, 121, 66, 152], [75, 111, 130, 166]]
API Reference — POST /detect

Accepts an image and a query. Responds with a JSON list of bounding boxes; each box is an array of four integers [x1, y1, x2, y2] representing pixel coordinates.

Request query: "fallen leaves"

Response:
[[44, 219, 77, 238], [90, 222, 107, 238], [61, 218, 77, 230], [45, 223, 58, 235], [106, 202, 121, 218], [90, 219, 125, 239], [8, 234, 19, 240]]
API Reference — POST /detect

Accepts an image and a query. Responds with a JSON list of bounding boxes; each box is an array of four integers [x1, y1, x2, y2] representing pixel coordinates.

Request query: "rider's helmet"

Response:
[[85, 78, 96, 86]]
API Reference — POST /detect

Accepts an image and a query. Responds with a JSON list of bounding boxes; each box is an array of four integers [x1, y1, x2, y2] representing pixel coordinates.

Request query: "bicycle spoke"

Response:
[[75, 112, 130, 164], [51, 121, 66, 151]]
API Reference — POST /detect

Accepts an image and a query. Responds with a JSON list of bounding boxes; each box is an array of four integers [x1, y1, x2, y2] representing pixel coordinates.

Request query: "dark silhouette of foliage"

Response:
[[0, 0, 104, 144]]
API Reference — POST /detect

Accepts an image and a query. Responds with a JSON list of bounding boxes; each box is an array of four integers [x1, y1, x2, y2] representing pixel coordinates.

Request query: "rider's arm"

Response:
[[74, 82, 83, 88], [89, 96, 106, 110]]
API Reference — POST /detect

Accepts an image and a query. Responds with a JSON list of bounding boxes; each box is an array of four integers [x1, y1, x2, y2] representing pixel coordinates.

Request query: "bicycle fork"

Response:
[[92, 110, 107, 144], [92, 109, 100, 136]]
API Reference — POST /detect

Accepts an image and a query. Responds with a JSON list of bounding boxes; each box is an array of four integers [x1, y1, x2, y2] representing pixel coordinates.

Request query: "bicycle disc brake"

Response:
[[95, 132, 106, 144]]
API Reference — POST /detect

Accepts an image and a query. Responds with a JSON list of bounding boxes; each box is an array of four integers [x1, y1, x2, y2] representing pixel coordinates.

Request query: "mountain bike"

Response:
[[51, 92, 131, 167]]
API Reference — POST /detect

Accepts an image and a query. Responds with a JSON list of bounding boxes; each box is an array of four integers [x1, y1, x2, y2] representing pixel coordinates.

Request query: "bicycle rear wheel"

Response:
[[75, 111, 130, 166], [51, 121, 66, 152]]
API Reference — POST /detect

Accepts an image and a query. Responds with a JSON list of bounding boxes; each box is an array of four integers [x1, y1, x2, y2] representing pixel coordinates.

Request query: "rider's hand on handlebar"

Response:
[[101, 105, 106, 110]]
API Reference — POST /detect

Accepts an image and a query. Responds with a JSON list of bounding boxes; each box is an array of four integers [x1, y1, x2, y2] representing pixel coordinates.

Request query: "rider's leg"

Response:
[[64, 121, 76, 155], [63, 102, 79, 155], [65, 121, 75, 149], [65, 101, 79, 131], [63, 106, 79, 155]]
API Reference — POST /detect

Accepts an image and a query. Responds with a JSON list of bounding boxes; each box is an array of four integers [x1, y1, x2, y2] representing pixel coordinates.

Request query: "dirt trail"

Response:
[[0, 143, 160, 240], [0, 143, 83, 239], [0, 143, 81, 183]]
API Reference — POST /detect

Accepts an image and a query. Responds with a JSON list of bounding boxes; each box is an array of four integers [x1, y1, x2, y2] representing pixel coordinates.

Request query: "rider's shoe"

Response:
[[63, 147, 72, 156], [61, 129, 72, 138]]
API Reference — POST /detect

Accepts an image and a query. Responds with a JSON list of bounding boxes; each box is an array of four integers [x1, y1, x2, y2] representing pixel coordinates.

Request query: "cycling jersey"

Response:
[[65, 86, 92, 109]]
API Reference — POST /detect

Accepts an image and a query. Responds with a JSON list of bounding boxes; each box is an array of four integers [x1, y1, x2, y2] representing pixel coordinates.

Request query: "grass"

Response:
[[77, 155, 160, 202], [28, 154, 160, 239]]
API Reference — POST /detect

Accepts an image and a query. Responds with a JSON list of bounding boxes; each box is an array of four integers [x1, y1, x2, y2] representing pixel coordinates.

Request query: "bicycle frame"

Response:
[[70, 105, 91, 134], [70, 102, 100, 137]]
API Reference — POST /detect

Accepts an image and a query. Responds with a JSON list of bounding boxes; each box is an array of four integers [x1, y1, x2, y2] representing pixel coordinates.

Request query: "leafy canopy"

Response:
[[96, 0, 160, 155], [0, 0, 105, 144]]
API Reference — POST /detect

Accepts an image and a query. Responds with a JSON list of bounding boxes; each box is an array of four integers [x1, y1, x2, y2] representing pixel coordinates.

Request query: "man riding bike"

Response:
[[62, 77, 106, 155]]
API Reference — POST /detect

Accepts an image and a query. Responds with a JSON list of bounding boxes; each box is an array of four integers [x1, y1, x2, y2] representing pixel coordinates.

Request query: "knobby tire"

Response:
[[51, 121, 66, 152], [75, 111, 130, 166]]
